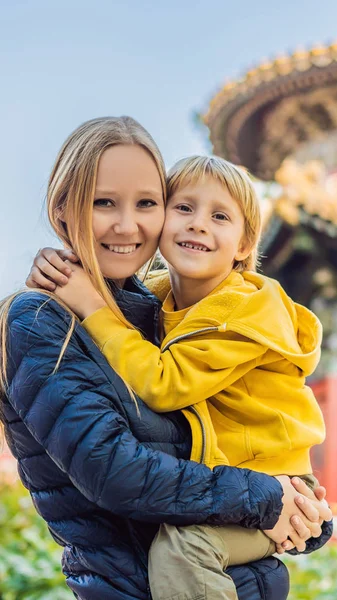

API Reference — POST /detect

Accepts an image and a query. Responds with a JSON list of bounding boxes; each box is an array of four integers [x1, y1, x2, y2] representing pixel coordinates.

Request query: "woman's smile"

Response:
[[100, 242, 142, 254]]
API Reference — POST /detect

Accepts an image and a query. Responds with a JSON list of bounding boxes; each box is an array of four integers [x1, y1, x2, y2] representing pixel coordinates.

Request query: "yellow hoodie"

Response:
[[82, 270, 325, 475]]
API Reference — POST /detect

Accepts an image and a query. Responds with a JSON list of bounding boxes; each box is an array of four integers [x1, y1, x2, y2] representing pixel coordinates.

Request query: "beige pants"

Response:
[[148, 474, 317, 600]]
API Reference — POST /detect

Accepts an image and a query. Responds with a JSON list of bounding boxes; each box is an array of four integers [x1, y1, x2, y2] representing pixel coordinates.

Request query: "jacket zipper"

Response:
[[188, 406, 206, 464], [162, 327, 219, 465]]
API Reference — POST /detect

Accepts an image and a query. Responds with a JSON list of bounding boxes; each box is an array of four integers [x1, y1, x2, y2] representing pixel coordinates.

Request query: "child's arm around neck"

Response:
[[82, 289, 265, 413]]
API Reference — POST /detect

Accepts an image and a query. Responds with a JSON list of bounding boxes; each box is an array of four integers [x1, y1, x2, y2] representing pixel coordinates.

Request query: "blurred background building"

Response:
[[204, 41, 337, 505]]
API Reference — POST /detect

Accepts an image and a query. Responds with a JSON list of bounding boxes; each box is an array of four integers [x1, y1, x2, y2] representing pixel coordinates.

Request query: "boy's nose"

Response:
[[187, 221, 207, 234]]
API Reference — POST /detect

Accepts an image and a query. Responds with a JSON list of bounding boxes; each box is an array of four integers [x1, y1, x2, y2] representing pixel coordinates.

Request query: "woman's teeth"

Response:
[[102, 244, 138, 254]]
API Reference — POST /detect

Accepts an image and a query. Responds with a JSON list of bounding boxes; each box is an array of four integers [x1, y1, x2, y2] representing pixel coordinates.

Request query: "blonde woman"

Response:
[[1, 117, 331, 600]]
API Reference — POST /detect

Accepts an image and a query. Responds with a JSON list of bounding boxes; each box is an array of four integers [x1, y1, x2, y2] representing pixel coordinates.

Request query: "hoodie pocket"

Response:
[[250, 412, 291, 459], [208, 404, 254, 466]]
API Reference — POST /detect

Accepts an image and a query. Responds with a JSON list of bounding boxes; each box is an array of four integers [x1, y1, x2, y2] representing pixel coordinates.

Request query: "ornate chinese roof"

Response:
[[204, 43, 337, 180], [273, 159, 337, 228]]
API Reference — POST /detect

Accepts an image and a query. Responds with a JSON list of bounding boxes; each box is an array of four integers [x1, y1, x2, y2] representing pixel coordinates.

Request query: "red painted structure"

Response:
[[311, 377, 337, 506]]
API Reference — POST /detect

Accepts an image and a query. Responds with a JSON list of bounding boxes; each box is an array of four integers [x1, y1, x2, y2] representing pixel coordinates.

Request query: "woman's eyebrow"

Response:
[[95, 188, 162, 198], [95, 188, 119, 196], [137, 189, 163, 199]]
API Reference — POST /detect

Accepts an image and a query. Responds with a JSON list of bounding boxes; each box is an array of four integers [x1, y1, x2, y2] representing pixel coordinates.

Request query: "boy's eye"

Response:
[[214, 213, 229, 221], [138, 199, 158, 208], [176, 204, 192, 212], [94, 198, 114, 207]]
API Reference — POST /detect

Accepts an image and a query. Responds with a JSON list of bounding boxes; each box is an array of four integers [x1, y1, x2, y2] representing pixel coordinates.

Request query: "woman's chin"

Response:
[[100, 261, 147, 282], [101, 267, 136, 282], [102, 251, 155, 279]]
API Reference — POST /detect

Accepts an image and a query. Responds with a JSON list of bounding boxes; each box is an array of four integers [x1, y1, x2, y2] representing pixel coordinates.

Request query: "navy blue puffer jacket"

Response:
[[1, 277, 331, 599]]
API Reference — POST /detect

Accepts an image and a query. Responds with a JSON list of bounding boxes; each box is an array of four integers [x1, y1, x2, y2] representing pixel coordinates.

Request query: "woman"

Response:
[[1, 116, 332, 600]]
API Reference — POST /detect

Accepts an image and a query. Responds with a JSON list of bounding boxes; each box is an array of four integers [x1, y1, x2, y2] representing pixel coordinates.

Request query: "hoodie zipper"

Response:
[[162, 326, 220, 465], [162, 326, 220, 352]]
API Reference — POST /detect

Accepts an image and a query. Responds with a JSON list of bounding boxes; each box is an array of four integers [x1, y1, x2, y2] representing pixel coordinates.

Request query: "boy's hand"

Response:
[[54, 262, 106, 320], [26, 247, 79, 291]]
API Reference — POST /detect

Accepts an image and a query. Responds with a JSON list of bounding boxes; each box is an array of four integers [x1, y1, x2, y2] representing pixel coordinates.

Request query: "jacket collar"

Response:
[[107, 276, 162, 346]]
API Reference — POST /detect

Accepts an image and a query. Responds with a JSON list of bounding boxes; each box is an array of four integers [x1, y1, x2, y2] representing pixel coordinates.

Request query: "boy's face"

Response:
[[159, 177, 250, 289]]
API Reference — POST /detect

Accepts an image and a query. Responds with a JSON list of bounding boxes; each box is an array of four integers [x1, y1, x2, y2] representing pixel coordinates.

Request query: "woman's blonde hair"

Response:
[[167, 155, 261, 272], [0, 116, 166, 402]]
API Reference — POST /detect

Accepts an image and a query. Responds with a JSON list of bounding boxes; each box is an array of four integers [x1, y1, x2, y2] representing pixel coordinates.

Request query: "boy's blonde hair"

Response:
[[167, 155, 261, 272], [0, 116, 166, 402]]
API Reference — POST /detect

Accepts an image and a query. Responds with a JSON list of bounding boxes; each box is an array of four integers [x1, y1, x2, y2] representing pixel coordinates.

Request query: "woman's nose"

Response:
[[113, 212, 139, 236]]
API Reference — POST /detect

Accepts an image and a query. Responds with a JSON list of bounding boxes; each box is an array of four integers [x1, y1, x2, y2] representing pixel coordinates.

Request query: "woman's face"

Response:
[[92, 144, 165, 282]]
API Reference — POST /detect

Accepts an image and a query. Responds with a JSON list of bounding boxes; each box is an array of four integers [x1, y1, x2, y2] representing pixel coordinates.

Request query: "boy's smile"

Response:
[[159, 177, 250, 308], [177, 240, 211, 252]]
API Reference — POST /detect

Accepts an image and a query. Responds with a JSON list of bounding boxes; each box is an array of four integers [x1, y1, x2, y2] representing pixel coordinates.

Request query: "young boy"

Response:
[[58, 156, 326, 600]]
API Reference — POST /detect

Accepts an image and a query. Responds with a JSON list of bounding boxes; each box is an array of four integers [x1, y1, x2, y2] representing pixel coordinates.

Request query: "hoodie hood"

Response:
[[147, 270, 322, 377], [225, 272, 322, 376]]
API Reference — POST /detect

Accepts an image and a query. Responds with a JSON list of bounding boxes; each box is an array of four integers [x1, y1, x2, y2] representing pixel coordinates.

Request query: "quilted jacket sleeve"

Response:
[[229, 558, 290, 600], [6, 293, 283, 531]]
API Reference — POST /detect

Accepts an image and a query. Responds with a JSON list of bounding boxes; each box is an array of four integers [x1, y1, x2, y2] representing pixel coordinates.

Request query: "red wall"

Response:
[[310, 377, 337, 505]]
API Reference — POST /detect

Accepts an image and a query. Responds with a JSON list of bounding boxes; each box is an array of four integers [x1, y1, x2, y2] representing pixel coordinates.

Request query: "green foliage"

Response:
[[283, 545, 337, 600], [0, 481, 72, 599]]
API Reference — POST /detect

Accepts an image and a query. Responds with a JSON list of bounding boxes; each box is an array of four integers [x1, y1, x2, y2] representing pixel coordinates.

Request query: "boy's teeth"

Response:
[[180, 242, 208, 251], [104, 244, 137, 254]]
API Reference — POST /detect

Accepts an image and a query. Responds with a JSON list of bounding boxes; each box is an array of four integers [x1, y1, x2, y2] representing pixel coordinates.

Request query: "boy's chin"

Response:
[[172, 268, 208, 280]]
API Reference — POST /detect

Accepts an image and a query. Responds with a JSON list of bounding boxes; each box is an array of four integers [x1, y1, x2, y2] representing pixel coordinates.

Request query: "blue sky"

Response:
[[1, 0, 337, 296]]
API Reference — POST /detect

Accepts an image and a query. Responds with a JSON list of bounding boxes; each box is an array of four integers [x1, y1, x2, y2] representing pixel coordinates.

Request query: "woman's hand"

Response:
[[54, 262, 106, 320], [26, 247, 79, 291], [278, 477, 331, 552], [291, 476, 330, 518], [264, 475, 332, 552]]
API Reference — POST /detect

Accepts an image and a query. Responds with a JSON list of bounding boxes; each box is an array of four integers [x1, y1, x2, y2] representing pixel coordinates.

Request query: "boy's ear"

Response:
[[235, 238, 252, 262]]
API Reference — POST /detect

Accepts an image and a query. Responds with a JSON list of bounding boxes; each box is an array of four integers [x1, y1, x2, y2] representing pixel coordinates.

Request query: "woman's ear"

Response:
[[55, 207, 66, 224]]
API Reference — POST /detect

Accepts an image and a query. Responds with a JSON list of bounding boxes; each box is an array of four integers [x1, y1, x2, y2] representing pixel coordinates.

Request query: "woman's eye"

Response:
[[94, 198, 113, 207], [138, 199, 157, 208]]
